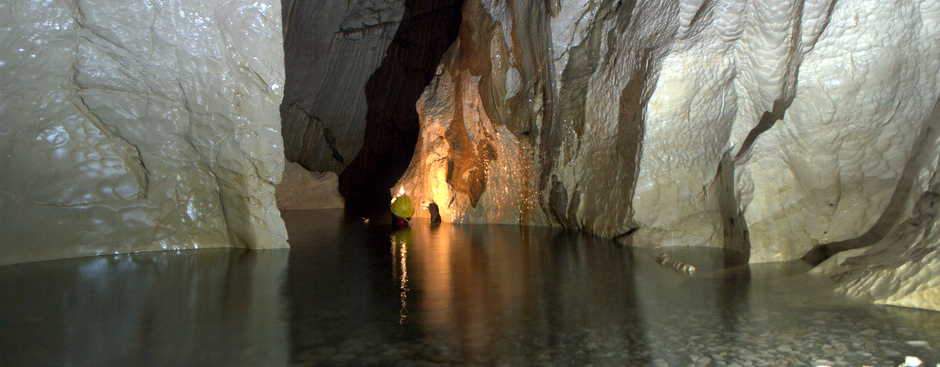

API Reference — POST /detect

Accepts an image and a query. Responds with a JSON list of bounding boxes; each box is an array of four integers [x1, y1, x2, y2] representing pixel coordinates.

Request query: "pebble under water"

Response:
[[0, 209, 938, 367]]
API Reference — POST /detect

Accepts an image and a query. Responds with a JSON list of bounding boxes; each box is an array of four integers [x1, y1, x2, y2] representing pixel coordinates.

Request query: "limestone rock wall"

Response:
[[0, 0, 288, 265], [280, 0, 404, 173], [813, 148, 940, 311], [280, 0, 461, 218], [396, 0, 940, 271]]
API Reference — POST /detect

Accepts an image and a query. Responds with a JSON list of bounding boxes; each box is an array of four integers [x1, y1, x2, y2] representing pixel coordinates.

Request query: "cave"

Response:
[[281, 0, 462, 218], [1, 0, 939, 366]]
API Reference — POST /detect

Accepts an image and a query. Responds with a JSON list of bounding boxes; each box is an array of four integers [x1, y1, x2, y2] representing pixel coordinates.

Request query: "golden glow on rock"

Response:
[[391, 186, 406, 204], [429, 165, 451, 222]]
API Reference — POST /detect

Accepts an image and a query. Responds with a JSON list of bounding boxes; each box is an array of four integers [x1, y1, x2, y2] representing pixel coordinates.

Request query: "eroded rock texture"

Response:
[[280, 0, 404, 173], [280, 0, 461, 217], [0, 0, 287, 265], [812, 104, 940, 311], [396, 0, 940, 309]]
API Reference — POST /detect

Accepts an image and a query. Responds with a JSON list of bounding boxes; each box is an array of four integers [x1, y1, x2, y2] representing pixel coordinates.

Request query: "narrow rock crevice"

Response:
[[321, 127, 345, 165], [734, 97, 793, 161], [716, 152, 751, 264]]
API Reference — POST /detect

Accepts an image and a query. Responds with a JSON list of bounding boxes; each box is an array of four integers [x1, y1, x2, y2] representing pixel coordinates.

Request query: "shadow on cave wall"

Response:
[[339, 0, 463, 218]]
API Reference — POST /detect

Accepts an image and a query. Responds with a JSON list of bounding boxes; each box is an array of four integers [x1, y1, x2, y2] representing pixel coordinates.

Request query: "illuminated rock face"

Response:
[[0, 0, 287, 265], [813, 164, 940, 311], [397, 0, 940, 273]]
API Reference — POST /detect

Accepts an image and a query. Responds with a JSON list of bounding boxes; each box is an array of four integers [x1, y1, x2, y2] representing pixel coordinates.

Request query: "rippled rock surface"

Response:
[[394, 0, 940, 309], [0, 0, 288, 265], [280, 0, 404, 173]]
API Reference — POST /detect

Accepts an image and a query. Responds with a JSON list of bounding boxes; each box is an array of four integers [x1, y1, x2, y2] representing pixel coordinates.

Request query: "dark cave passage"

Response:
[[339, 0, 463, 218], [279, 0, 462, 218]]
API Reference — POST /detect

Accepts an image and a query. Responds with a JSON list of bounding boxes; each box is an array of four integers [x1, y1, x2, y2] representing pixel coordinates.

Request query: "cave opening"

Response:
[[280, 0, 463, 219]]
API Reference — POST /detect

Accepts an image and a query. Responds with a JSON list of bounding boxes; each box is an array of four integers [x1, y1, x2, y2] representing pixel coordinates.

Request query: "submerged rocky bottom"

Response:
[[0, 209, 937, 366]]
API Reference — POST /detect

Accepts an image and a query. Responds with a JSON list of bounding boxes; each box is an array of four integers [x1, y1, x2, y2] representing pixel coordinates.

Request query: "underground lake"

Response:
[[1, 209, 937, 366]]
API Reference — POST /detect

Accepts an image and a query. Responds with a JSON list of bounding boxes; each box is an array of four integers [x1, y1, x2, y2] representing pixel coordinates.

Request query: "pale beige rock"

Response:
[[395, 0, 940, 272], [738, 0, 940, 262], [813, 170, 940, 311], [276, 163, 344, 210], [0, 0, 287, 265]]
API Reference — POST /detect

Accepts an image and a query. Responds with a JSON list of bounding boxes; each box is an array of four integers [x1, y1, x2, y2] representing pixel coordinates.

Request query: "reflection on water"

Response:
[[0, 249, 289, 367], [284, 210, 939, 366], [392, 229, 411, 325], [1, 209, 938, 366]]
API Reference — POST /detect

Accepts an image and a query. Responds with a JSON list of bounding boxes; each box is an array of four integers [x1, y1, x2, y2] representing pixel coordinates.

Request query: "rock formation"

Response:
[[3, 0, 938, 311], [276, 162, 344, 210], [280, 0, 405, 173], [337, 0, 463, 217], [813, 149, 940, 311], [394, 0, 940, 308], [280, 0, 462, 217], [0, 0, 287, 265]]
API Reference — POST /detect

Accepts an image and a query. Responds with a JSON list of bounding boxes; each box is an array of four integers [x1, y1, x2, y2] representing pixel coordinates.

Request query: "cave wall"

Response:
[[396, 0, 940, 267], [814, 151, 940, 311], [280, 0, 462, 217], [339, 0, 463, 217], [280, 0, 404, 173], [0, 0, 288, 265]]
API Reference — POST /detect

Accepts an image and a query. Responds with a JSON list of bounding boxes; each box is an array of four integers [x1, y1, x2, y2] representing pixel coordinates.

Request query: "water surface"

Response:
[[0, 209, 937, 366]]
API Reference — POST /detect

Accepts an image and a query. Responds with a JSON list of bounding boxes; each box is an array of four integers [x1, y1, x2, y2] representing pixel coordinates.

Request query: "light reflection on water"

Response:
[[287, 210, 939, 366], [0, 249, 289, 367], [392, 229, 411, 325], [0, 209, 938, 366]]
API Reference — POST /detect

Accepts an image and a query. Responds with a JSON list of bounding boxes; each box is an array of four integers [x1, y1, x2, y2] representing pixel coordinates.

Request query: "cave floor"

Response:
[[0, 209, 938, 366]]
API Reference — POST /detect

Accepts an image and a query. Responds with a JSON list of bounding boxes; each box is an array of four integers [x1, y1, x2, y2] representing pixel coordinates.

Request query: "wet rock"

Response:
[[813, 172, 940, 311], [693, 355, 712, 367], [654, 253, 697, 275], [338, 0, 462, 217], [0, 0, 287, 265], [280, 0, 404, 173], [428, 202, 442, 224], [394, 0, 940, 271], [905, 341, 930, 348], [899, 356, 923, 367]]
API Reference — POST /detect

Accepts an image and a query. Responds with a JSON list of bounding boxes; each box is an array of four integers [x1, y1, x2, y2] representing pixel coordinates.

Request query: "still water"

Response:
[[0, 209, 937, 366]]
